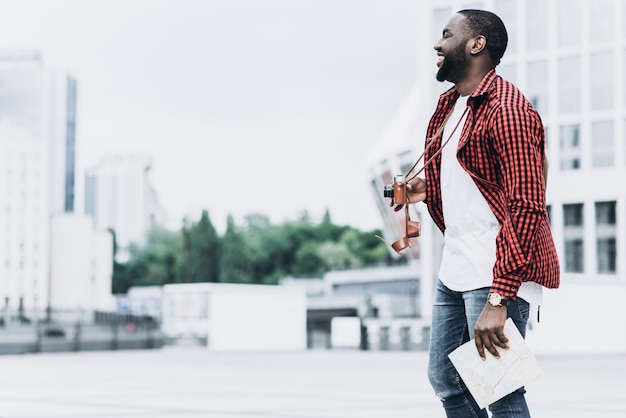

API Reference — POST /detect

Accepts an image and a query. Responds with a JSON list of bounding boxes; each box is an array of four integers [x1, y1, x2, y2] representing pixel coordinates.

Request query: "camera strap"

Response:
[[405, 105, 468, 182], [377, 104, 469, 255]]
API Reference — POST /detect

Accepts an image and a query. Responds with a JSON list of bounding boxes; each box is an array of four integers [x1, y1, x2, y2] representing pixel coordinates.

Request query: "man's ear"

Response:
[[469, 35, 487, 55]]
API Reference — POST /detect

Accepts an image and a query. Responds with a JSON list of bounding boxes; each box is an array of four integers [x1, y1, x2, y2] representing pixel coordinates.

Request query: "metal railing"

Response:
[[0, 308, 163, 355]]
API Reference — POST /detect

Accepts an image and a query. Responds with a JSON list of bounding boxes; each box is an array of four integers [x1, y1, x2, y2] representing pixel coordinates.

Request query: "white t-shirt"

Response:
[[437, 95, 542, 305]]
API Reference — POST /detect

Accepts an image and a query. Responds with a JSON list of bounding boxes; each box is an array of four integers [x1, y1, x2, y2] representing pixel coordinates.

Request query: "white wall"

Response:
[[331, 317, 362, 349], [49, 214, 114, 312], [86, 154, 163, 255], [526, 280, 626, 355], [162, 283, 307, 352], [208, 284, 307, 352], [0, 122, 49, 313], [92, 228, 115, 310]]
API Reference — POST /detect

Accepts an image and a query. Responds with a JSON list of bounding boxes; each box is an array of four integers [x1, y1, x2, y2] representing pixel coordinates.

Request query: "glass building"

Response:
[[0, 51, 78, 315], [0, 51, 77, 215]]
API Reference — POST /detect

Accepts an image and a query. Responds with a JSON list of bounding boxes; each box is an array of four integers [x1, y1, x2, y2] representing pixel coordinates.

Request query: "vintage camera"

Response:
[[377, 174, 421, 255], [383, 174, 407, 206]]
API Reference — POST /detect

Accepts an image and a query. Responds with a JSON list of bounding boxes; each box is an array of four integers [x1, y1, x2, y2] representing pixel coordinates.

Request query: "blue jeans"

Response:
[[427, 280, 531, 418]]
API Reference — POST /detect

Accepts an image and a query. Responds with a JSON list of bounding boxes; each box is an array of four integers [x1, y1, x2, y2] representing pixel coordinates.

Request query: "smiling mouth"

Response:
[[436, 55, 444, 67]]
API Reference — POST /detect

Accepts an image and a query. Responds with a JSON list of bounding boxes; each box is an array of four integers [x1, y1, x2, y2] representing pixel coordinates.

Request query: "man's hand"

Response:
[[392, 177, 427, 211], [474, 303, 508, 360], [406, 177, 426, 202]]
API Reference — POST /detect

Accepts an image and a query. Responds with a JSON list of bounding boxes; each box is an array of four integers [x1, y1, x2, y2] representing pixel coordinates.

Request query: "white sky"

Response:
[[0, 0, 420, 232]]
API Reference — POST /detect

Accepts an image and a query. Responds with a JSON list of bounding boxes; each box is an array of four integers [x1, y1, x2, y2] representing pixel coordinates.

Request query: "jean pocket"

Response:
[[516, 298, 530, 321]]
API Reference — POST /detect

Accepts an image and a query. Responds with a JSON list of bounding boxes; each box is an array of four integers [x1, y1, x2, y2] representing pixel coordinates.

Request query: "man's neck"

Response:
[[454, 66, 493, 96]]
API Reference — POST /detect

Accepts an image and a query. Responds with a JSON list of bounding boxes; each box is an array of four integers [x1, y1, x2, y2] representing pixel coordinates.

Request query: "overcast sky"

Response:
[[0, 0, 420, 232]]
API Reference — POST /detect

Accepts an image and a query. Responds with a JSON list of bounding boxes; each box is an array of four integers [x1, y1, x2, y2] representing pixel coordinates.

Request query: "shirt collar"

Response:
[[469, 68, 497, 98], [439, 68, 498, 102]]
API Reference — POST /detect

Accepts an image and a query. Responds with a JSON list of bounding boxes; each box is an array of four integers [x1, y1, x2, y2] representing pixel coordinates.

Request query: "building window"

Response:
[[558, 0, 581, 47], [526, 0, 547, 50], [564, 203, 584, 226], [526, 60, 549, 116], [597, 239, 616, 274], [558, 56, 581, 113], [589, 0, 614, 44], [591, 120, 614, 168], [547, 204, 552, 225], [595, 201, 616, 274], [590, 51, 613, 110], [563, 203, 584, 273], [565, 240, 584, 273], [559, 124, 581, 170], [596, 201, 616, 224]]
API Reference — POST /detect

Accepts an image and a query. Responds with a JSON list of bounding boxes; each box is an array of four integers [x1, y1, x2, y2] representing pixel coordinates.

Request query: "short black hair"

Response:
[[457, 9, 508, 65]]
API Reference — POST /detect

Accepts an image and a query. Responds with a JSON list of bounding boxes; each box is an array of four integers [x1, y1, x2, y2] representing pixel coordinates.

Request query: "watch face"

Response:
[[489, 293, 502, 306]]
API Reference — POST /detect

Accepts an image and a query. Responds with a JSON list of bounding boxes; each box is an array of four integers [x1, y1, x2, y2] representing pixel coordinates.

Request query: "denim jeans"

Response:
[[427, 280, 531, 418]]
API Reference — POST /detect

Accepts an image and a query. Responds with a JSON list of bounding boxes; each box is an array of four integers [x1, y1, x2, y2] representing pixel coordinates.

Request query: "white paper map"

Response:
[[448, 318, 543, 409]]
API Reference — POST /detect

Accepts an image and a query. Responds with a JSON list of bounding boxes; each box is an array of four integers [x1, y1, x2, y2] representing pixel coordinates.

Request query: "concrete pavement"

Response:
[[0, 347, 623, 417]]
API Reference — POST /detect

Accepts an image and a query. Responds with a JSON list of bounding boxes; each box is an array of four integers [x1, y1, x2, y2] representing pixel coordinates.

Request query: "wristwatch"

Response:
[[487, 292, 508, 307]]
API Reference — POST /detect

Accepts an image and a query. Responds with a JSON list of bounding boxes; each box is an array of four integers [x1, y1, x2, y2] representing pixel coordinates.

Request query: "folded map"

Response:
[[448, 318, 543, 409]]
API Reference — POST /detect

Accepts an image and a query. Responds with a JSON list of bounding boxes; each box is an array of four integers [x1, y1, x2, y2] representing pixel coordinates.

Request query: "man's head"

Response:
[[434, 9, 508, 84], [457, 9, 508, 65]]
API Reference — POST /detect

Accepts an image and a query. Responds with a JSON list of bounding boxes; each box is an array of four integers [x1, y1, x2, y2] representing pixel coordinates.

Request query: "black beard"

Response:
[[436, 62, 451, 82], [435, 45, 466, 83]]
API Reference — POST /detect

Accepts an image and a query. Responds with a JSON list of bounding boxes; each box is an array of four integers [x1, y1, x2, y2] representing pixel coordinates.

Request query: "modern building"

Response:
[[0, 51, 77, 216], [365, 0, 626, 354], [0, 51, 112, 318], [0, 121, 49, 316], [84, 154, 165, 260], [302, 266, 428, 351], [48, 70, 77, 214], [0, 51, 79, 316]]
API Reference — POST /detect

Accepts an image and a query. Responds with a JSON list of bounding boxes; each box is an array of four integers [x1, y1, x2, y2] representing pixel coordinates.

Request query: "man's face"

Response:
[[434, 14, 469, 83]]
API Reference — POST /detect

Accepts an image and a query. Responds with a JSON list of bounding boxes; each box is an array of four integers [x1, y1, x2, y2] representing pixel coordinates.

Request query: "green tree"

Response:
[[111, 258, 145, 294], [109, 228, 133, 294], [219, 215, 253, 283], [177, 217, 192, 283], [140, 225, 179, 285], [243, 213, 271, 231], [293, 241, 324, 277], [189, 210, 220, 282], [243, 220, 292, 284], [111, 226, 180, 293], [348, 229, 391, 265], [110, 209, 392, 292], [316, 240, 361, 270]]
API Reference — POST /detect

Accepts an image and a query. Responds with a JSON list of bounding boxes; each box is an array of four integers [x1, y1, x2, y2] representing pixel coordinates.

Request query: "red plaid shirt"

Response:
[[424, 69, 560, 299]]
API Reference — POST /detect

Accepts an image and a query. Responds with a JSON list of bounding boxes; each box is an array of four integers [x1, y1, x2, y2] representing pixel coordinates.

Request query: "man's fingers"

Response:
[[476, 332, 507, 360], [475, 335, 487, 360], [495, 333, 509, 349], [484, 336, 501, 359]]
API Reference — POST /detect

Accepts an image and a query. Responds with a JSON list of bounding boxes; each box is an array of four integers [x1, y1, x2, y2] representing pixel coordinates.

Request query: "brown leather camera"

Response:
[[378, 174, 421, 255]]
